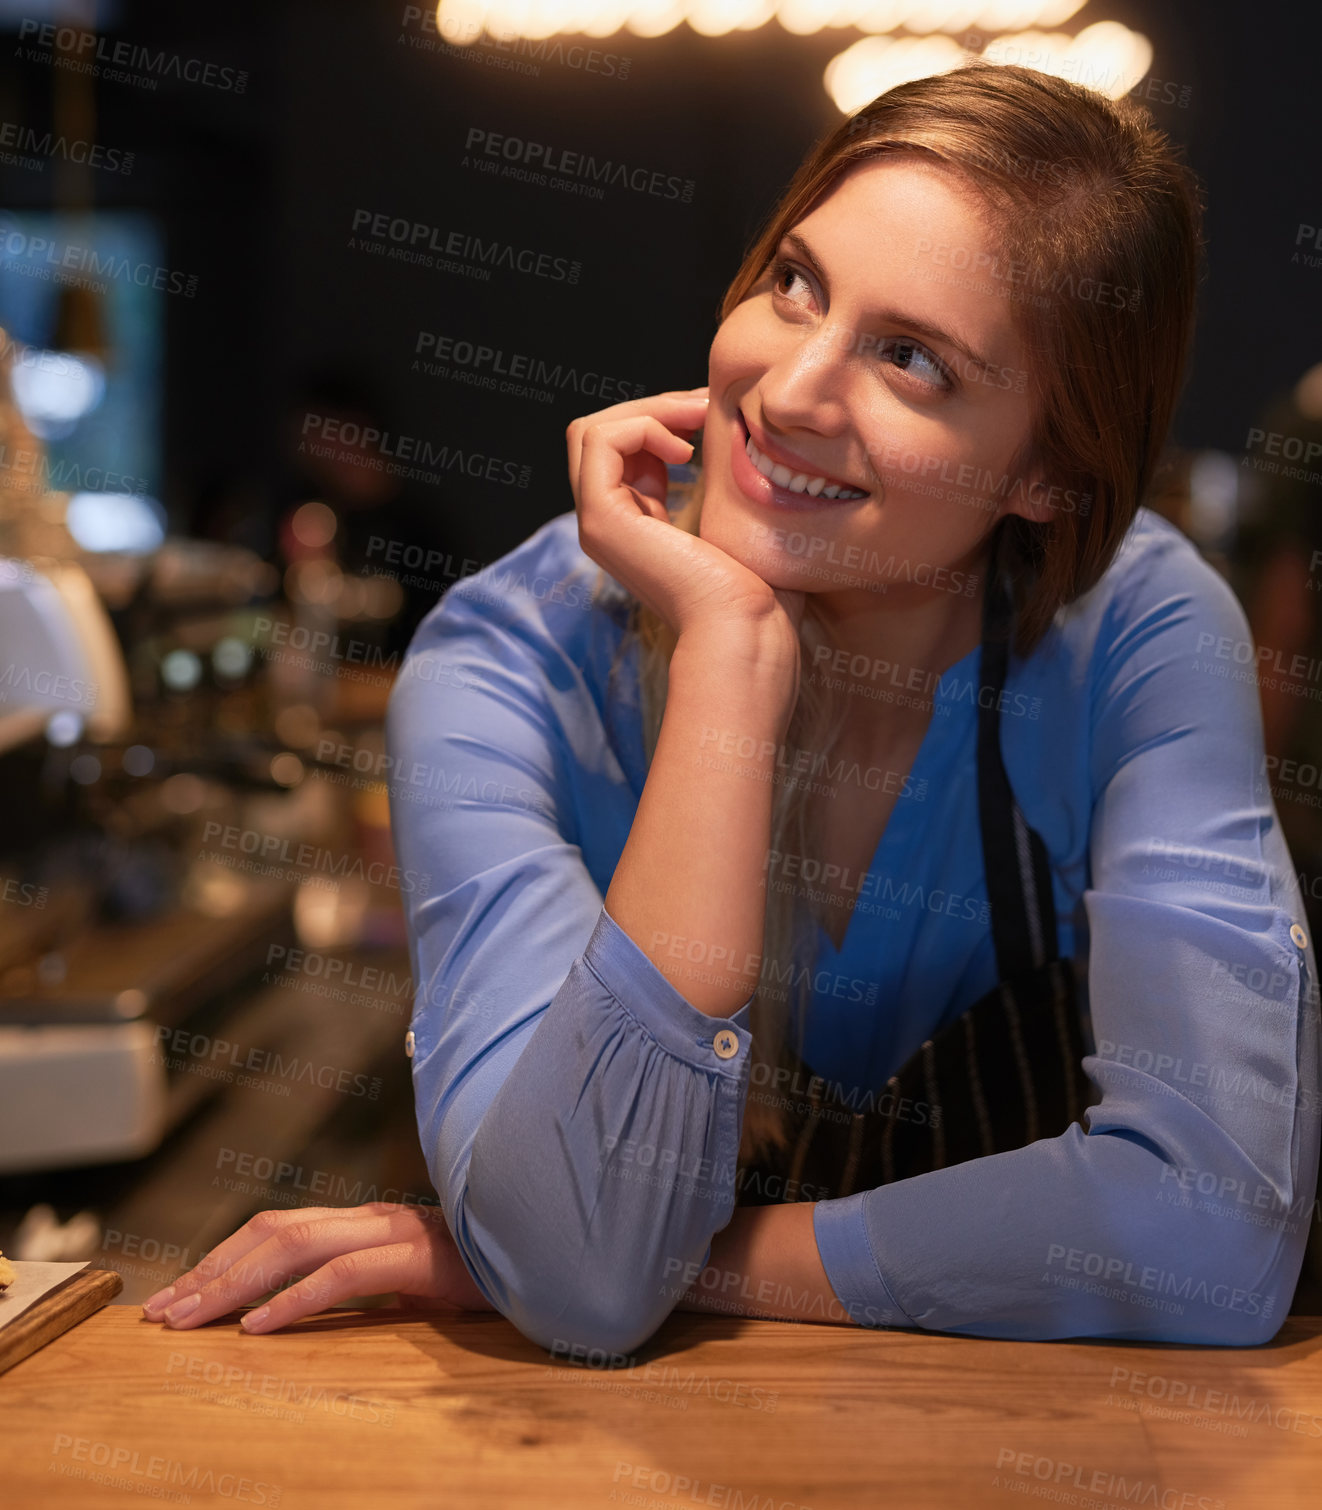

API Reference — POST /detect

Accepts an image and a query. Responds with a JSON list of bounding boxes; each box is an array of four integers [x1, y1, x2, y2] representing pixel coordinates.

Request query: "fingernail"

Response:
[[241, 1306, 271, 1333], [142, 1286, 176, 1317], [163, 1292, 203, 1325]]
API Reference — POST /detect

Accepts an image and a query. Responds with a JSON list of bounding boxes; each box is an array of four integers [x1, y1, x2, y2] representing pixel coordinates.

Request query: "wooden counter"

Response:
[[3, 1304, 1321, 1508]]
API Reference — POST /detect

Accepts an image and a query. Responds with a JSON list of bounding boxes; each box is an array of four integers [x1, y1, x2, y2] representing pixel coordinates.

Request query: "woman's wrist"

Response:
[[673, 613, 800, 730], [672, 1204, 856, 1326]]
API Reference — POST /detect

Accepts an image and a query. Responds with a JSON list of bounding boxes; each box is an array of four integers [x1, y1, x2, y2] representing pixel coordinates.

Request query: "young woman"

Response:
[[143, 63, 1319, 1349]]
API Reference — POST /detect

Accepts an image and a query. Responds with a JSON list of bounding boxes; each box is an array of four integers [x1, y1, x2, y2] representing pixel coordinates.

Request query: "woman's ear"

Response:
[[1013, 470, 1057, 526], [997, 442, 1056, 527]]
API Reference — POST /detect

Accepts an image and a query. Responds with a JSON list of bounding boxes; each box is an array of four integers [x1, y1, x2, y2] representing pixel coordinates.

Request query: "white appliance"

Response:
[[0, 556, 164, 1171]]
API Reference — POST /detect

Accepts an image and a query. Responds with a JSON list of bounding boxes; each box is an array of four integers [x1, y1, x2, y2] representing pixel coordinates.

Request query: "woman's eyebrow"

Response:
[[780, 228, 995, 377]]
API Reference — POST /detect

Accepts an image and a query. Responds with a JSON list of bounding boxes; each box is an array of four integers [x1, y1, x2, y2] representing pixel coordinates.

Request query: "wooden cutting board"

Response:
[[0, 1268, 123, 1376]]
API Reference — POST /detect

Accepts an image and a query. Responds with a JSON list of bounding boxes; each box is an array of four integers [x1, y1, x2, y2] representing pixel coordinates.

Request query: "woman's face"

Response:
[[700, 154, 1048, 604]]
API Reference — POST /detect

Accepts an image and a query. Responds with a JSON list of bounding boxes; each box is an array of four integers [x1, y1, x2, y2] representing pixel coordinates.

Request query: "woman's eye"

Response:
[[769, 257, 811, 301], [877, 337, 951, 391], [768, 256, 953, 393]]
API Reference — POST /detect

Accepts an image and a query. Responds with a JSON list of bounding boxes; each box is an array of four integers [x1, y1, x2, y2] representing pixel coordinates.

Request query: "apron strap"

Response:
[[731, 532, 1094, 1204], [975, 535, 1061, 978]]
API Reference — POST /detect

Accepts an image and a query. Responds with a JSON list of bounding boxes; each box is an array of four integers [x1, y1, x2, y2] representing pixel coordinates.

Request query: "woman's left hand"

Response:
[[139, 1202, 495, 1333]]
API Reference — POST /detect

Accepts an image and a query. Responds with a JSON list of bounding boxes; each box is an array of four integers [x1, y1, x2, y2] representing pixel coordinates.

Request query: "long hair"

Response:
[[595, 62, 1203, 1162]]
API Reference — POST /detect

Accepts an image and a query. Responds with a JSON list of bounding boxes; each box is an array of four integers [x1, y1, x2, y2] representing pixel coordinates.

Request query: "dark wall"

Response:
[[4, 0, 1319, 568]]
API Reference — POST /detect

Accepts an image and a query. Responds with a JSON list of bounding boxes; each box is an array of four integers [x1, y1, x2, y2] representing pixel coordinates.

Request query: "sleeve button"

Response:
[[1291, 923, 1309, 950], [713, 1029, 739, 1060], [404, 1029, 415, 1059]]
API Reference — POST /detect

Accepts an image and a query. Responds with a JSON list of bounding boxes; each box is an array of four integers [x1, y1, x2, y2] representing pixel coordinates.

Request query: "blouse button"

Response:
[[1291, 923, 1309, 950], [404, 1029, 415, 1059], [713, 1029, 739, 1060]]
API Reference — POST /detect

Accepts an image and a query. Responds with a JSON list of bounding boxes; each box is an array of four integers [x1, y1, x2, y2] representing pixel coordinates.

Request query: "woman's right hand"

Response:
[[139, 1203, 494, 1333], [566, 387, 806, 661]]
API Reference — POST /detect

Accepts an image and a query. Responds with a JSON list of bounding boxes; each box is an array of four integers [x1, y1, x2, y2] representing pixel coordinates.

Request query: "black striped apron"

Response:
[[736, 561, 1097, 1206]]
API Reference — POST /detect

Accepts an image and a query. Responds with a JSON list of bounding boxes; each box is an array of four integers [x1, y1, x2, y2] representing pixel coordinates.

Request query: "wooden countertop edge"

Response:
[[0, 1268, 124, 1377]]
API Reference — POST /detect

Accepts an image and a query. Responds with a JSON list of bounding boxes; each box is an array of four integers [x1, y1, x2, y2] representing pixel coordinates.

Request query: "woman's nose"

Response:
[[757, 325, 853, 435]]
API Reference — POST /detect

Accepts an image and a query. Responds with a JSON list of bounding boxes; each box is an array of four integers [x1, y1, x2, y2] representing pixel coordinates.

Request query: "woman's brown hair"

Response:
[[595, 62, 1203, 1163]]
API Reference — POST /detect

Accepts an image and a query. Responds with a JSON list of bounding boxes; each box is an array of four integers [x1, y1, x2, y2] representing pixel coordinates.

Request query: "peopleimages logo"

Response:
[[992, 1448, 1222, 1510], [463, 126, 694, 202], [300, 411, 531, 489], [1044, 1242, 1266, 1317], [153, 1024, 383, 1102], [0, 662, 98, 707], [198, 821, 431, 895], [913, 234, 1141, 311], [214, 1147, 437, 1210], [0, 218, 199, 297], [413, 331, 645, 405], [50, 1435, 278, 1504], [0, 120, 134, 174], [1158, 1161, 1318, 1233], [165, 1349, 396, 1427], [0, 440, 148, 497], [348, 208, 580, 284], [17, 20, 249, 94], [749, 522, 979, 595], [1108, 1364, 1322, 1438], [2, 878, 49, 908]]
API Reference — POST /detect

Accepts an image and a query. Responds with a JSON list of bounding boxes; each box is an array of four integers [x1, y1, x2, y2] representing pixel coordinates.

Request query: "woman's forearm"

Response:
[[669, 1202, 859, 1326], [604, 619, 798, 1017]]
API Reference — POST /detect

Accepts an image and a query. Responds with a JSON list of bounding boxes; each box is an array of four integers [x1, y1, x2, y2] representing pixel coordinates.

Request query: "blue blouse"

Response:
[[386, 506, 1321, 1354]]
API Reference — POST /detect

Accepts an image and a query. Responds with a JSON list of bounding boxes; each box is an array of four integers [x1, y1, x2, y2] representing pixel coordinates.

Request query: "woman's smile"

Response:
[[730, 407, 873, 513]]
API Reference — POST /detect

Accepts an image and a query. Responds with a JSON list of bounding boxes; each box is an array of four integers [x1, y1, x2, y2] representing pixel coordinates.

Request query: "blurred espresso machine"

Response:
[[0, 323, 412, 1225], [0, 326, 300, 1178]]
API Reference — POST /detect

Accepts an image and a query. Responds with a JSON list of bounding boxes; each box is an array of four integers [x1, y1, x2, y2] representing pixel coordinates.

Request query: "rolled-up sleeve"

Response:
[[812, 540, 1322, 1344], [386, 573, 754, 1354]]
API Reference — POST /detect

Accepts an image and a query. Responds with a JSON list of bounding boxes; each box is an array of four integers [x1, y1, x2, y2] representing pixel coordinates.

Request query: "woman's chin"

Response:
[[700, 490, 767, 552], [700, 510, 804, 592]]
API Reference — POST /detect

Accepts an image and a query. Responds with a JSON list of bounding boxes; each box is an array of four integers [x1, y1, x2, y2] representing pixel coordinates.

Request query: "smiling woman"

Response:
[[140, 63, 1320, 1355], [637, 61, 1204, 1156]]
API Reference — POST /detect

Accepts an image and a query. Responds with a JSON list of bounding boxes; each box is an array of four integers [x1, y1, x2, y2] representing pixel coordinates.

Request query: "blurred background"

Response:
[[0, 0, 1319, 1305]]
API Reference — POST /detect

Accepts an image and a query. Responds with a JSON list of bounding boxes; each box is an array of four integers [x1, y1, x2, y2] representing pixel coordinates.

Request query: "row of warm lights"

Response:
[[433, 0, 1152, 109], [825, 21, 1152, 110], [435, 0, 1088, 41]]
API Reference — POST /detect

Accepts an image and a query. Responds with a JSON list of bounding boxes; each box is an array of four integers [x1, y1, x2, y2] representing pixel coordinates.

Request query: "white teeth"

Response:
[[744, 432, 866, 500], [748, 438, 779, 484]]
